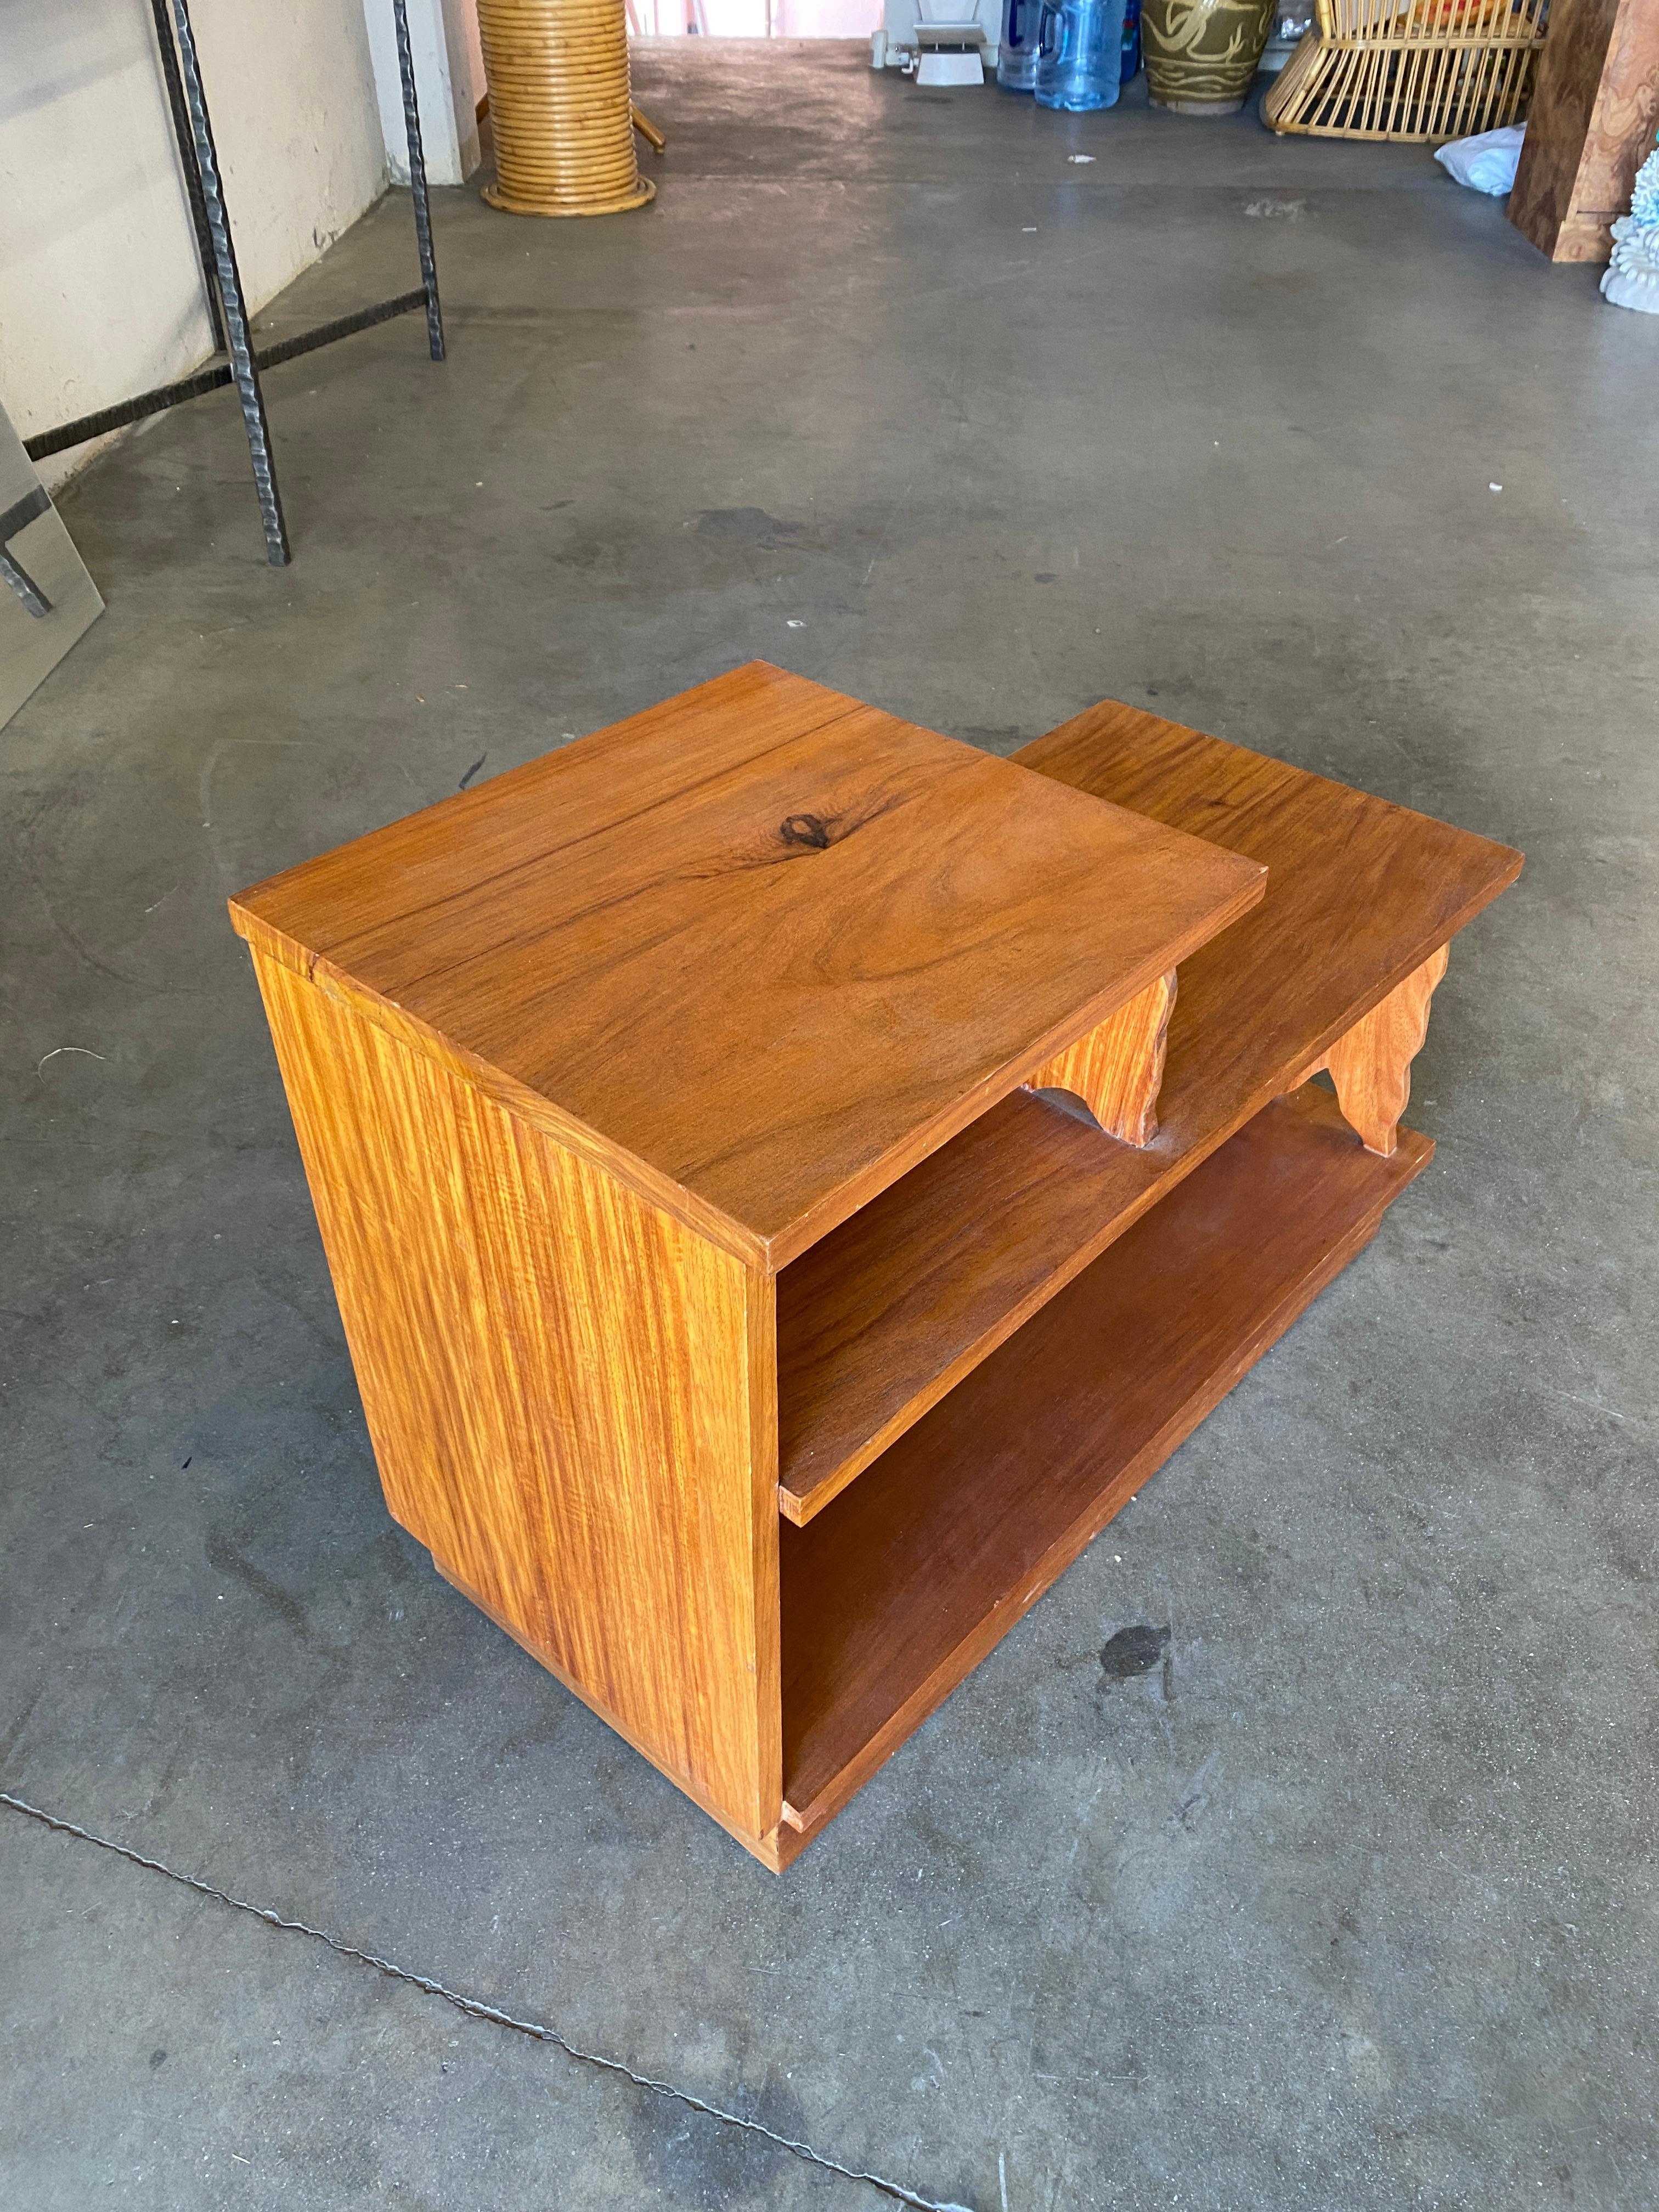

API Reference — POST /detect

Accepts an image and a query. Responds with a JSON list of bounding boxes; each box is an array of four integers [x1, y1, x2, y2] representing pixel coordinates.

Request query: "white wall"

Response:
[[0, 0, 387, 489], [462, 0, 487, 111], [362, 0, 481, 189]]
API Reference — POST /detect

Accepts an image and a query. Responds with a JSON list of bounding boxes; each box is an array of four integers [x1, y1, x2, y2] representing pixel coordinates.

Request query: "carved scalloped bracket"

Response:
[[1286, 945, 1449, 1158], [1023, 969, 1178, 1149]]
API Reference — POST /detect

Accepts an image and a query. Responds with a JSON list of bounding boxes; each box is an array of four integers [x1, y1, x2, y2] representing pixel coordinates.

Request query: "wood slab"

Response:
[[1509, 0, 1659, 263], [1026, 966, 1177, 1148], [778, 1084, 1433, 1846], [251, 946, 783, 1849], [1014, 699, 1522, 1144], [229, 663, 1262, 1269], [777, 1086, 1167, 1522], [774, 702, 1519, 1525]]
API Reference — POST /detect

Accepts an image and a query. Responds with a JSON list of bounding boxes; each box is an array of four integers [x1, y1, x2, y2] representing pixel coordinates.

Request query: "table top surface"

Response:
[[230, 662, 1265, 1264]]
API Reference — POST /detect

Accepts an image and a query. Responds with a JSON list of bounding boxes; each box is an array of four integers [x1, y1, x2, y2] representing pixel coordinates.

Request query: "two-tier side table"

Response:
[[230, 663, 1520, 1868]]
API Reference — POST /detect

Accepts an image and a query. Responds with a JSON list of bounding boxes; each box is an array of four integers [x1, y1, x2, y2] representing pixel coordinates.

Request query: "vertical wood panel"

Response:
[[1509, 0, 1659, 262], [252, 950, 782, 1847], [1291, 946, 1449, 1158], [1024, 968, 1177, 1147]]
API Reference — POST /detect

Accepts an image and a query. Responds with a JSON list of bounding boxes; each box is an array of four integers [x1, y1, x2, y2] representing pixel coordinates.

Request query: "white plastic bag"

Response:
[[1435, 123, 1525, 196]]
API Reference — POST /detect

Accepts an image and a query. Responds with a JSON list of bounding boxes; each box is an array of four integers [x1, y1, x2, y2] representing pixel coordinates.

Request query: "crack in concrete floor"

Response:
[[1, 1790, 973, 2212]]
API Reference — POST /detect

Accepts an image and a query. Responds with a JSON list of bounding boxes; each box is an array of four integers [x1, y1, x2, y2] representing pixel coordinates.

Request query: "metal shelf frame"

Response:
[[24, 0, 446, 567]]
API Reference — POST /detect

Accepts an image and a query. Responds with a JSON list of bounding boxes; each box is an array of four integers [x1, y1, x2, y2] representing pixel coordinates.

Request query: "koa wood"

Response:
[[1025, 967, 1177, 1146], [773, 706, 1519, 1533], [1508, 0, 1659, 263], [231, 662, 1263, 1268], [779, 1085, 1432, 1846], [249, 946, 781, 1851], [232, 668, 1519, 1868], [1284, 944, 1449, 1156]]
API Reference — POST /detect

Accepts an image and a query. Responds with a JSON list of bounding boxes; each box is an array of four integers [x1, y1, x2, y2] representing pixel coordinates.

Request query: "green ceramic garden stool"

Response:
[[1142, 0, 1274, 113]]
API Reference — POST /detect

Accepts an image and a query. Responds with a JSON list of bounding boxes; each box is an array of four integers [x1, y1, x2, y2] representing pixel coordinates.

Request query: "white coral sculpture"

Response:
[[1601, 138, 1659, 314]]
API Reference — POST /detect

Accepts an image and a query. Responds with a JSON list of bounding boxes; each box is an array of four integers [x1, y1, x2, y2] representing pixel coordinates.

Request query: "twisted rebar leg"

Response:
[[168, 0, 290, 566], [148, 0, 225, 353], [392, 0, 447, 362], [0, 488, 54, 618]]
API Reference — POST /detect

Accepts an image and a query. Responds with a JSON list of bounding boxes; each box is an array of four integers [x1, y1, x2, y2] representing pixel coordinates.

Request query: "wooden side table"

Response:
[[230, 665, 1519, 1869]]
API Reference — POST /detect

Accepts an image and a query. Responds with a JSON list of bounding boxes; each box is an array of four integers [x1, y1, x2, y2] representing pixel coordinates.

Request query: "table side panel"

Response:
[[251, 949, 782, 1842]]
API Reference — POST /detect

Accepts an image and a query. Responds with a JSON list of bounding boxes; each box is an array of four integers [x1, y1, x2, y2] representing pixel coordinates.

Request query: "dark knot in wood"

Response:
[[779, 813, 833, 851]]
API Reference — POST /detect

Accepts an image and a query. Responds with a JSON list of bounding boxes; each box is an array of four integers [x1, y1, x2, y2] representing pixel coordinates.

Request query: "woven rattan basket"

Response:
[[477, 0, 654, 217], [1262, 0, 1547, 140]]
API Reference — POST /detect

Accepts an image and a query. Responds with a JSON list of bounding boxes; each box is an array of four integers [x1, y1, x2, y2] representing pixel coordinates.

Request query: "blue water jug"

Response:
[[1034, 0, 1126, 109], [997, 0, 1041, 91]]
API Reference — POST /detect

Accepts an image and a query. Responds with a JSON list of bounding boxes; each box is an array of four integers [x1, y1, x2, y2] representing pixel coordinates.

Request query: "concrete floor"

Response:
[[4, 41, 1657, 2212]]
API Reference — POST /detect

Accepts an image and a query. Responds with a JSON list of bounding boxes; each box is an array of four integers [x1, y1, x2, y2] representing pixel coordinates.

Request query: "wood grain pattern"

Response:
[[1289, 945, 1449, 1156], [234, 684, 1520, 1870], [476, 0, 653, 220], [1509, 0, 1659, 262], [1024, 968, 1177, 1146], [779, 1085, 1433, 1839], [1013, 701, 1521, 1150], [775, 706, 1517, 1528], [230, 662, 1263, 1270], [251, 947, 784, 1857], [776, 1088, 1165, 1525]]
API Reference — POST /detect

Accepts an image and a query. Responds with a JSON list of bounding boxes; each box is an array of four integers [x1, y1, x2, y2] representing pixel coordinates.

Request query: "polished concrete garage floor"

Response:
[[4, 42, 1656, 2212]]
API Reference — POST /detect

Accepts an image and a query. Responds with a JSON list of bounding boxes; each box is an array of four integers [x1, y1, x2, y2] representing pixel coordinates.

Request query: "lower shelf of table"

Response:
[[774, 1081, 1431, 1854]]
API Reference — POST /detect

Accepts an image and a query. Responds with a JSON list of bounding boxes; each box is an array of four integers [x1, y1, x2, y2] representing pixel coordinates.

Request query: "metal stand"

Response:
[[0, 488, 54, 618], [24, 0, 445, 568], [146, 0, 225, 357], [393, 0, 447, 365], [168, 0, 289, 564]]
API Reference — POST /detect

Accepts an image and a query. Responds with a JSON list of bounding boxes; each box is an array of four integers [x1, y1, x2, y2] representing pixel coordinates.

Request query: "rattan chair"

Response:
[[1263, 0, 1547, 141]]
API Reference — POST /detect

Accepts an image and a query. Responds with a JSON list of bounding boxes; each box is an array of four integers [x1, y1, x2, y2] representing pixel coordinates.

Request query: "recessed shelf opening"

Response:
[[776, 1088, 1431, 1840]]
